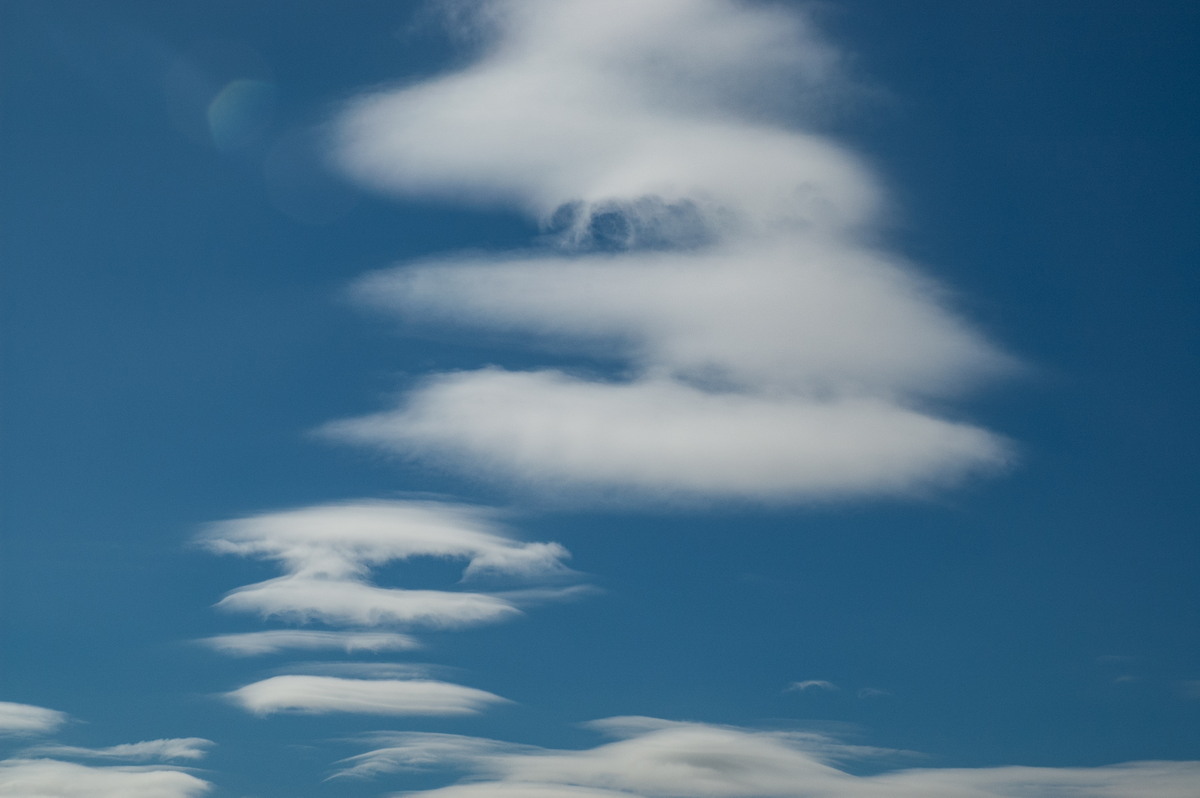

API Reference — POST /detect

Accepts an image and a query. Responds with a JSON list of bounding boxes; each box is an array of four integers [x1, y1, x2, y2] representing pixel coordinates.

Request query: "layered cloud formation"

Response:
[[200, 500, 576, 631], [336, 716, 1200, 798], [200, 500, 582, 716], [0, 702, 213, 798], [325, 0, 1014, 502]]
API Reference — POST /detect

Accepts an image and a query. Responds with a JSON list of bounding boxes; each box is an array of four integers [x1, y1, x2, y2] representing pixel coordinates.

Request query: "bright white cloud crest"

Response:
[[328, 0, 1014, 501], [228, 675, 506, 717]]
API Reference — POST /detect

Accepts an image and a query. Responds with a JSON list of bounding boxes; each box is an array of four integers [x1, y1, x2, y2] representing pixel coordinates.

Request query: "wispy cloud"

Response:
[[199, 500, 571, 581], [326, 0, 1014, 503], [198, 630, 421, 656], [0, 702, 68, 737], [200, 500, 581, 628], [20, 738, 214, 763], [786, 680, 838, 692], [227, 675, 508, 717], [215, 574, 520, 628], [0, 759, 211, 797], [335, 715, 1200, 797]]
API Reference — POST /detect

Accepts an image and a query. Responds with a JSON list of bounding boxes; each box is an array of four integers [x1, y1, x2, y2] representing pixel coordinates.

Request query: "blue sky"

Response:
[[2, 1, 1198, 796]]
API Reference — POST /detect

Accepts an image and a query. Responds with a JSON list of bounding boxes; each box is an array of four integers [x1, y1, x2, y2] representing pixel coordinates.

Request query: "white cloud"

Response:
[[0, 759, 210, 798], [21, 738, 213, 763], [227, 675, 507, 717], [337, 716, 1200, 798], [200, 500, 580, 628], [787, 680, 838, 692], [216, 574, 521, 628], [351, 235, 1010, 400], [325, 370, 1008, 502], [0, 702, 68, 737], [336, 0, 873, 233], [199, 500, 571, 581], [326, 0, 1014, 502], [199, 630, 421, 656]]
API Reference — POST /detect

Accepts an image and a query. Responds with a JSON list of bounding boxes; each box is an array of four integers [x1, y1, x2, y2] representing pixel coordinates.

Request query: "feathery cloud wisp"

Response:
[[20, 738, 213, 763], [201, 500, 579, 627], [0, 702, 68, 737]]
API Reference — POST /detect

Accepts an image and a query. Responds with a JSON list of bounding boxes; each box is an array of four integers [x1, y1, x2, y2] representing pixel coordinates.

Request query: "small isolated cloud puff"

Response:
[[21, 738, 213, 763], [337, 716, 1200, 798], [0, 702, 68, 737], [0, 759, 211, 798], [324, 370, 1009, 502], [199, 630, 421, 656], [227, 675, 507, 717]]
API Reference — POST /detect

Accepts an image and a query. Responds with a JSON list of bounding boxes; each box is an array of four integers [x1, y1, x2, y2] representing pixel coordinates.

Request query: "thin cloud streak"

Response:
[[199, 630, 421, 656], [227, 675, 508, 717], [20, 738, 213, 763], [787, 680, 838, 692], [216, 574, 521, 628]]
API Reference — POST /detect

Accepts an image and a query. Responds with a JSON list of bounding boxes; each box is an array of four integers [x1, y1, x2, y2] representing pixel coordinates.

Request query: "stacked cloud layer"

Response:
[[199, 500, 584, 716], [325, 0, 1014, 502], [0, 702, 212, 798]]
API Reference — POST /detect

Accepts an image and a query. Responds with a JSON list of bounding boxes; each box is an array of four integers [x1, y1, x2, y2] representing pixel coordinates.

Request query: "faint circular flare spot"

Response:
[[207, 79, 276, 152]]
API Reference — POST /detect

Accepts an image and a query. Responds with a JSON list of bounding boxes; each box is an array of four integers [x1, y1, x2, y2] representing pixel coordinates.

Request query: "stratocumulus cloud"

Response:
[[0, 702, 68, 736], [328, 0, 1015, 502], [336, 716, 1200, 798], [227, 675, 507, 717]]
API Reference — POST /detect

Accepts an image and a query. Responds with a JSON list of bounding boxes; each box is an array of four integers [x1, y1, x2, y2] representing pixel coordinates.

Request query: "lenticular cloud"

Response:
[[327, 0, 1013, 502], [335, 717, 1200, 798]]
